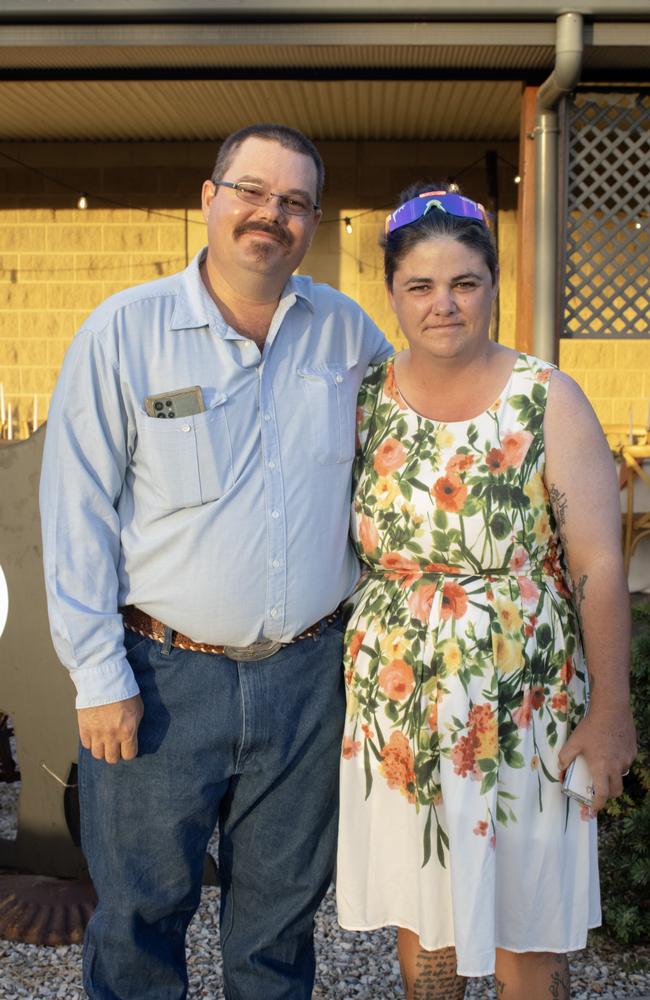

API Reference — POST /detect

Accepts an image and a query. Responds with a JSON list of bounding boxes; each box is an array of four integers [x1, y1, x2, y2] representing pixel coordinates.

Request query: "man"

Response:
[[40, 124, 391, 1000]]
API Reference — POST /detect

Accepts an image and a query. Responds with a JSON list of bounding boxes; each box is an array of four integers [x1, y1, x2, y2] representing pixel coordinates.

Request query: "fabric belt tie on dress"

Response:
[[120, 605, 342, 662]]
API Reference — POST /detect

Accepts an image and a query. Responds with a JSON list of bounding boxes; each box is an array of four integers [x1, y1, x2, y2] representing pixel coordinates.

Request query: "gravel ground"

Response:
[[2, 771, 649, 999]]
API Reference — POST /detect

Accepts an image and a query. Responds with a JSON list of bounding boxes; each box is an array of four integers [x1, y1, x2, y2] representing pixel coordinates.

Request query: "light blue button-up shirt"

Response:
[[40, 249, 392, 708]]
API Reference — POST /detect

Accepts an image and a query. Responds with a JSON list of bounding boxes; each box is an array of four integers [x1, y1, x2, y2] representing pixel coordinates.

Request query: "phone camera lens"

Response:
[[156, 412, 166, 418], [154, 401, 164, 411]]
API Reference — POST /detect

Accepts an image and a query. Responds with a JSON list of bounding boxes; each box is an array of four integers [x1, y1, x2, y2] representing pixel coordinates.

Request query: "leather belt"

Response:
[[120, 605, 342, 662]]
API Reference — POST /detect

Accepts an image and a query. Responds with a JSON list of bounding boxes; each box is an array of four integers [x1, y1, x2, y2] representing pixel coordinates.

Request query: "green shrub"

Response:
[[598, 601, 650, 945]]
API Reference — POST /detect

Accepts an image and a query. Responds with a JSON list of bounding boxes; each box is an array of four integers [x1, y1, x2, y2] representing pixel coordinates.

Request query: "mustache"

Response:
[[233, 220, 293, 248]]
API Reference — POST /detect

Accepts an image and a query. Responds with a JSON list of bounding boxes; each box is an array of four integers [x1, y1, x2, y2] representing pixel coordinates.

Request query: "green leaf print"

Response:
[[423, 807, 433, 867], [342, 356, 586, 872], [490, 512, 511, 540]]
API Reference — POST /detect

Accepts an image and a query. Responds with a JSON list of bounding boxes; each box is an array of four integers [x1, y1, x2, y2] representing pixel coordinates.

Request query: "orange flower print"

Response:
[[543, 541, 572, 599], [473, 820, 489, 836], [440, 581, 468, 621], [379, 659, 415, 701], [432, 472, 468, 513], [380, 731, 416, 802], [551, 691, 568, 712], [361, 723, 374, 740], [348, 630, 366, 663], [486, 448, 507, 474], [502, 430, 533, 468], [468, 703, 498, 759], [451, 733, 480, 779], [531, 685, 545, 709], [535, 367, 553, 383], [446, 452, 475, 475], [384, 362, 408, 410], [380, 552, 423, 587], [358, 514, 379, 555], [342, 736, 361, 759], [374, 437, 407, 476], [427, 702, 438, 730], [424, 562, 461, 575], [512, 689, 533, 728], [407, 582, 437, 623], [561, 656, 574, 684]]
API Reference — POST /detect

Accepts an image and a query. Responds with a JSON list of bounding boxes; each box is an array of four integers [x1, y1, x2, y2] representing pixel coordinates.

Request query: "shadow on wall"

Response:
[[0, 426, 85, 880]]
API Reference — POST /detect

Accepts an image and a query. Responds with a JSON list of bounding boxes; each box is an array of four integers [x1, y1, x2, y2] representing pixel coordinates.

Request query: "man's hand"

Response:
[[558, 704, 637, 813], [77, 695, 144, 765]]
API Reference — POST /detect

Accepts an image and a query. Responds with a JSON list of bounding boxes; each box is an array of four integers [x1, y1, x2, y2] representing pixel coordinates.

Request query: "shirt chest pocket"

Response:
[[297, 362, 358, 465], [134, 395, 234, 510]]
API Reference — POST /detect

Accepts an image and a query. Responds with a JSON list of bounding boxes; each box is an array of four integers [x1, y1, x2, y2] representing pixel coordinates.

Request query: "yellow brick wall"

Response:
[[559, 339, 650, 427], [1, 139, 646, 437]]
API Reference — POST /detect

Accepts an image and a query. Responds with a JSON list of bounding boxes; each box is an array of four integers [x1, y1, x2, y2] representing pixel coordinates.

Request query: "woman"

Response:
[[336, 183, 636, 999]]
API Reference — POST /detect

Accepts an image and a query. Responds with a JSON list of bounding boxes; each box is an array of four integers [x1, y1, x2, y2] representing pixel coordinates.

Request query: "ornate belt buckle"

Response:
[[223, 639, 283, 662]]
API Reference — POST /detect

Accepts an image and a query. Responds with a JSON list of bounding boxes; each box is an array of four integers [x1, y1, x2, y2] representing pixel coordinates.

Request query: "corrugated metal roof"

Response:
[[0, 79, 523, 141], [0, 17, 645, 143]]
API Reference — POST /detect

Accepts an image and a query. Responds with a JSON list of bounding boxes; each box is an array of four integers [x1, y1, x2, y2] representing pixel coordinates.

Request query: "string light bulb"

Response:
[[448, 183, 460, 193], [77, 193, 88, 210], [514, 175, 522, 185], [344, 216, 353, 235]]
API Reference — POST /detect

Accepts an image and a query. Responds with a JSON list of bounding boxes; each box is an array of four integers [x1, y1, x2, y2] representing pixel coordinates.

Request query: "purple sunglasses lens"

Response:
[[386, 193, 485, 234]]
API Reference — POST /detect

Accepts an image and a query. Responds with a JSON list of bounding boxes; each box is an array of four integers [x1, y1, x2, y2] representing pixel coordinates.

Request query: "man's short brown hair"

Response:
[[211, 123, 325, 205]]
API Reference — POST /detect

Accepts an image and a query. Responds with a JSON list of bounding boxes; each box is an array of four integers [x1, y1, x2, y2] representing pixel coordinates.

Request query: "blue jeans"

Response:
[[79, 618, 345, 1000]]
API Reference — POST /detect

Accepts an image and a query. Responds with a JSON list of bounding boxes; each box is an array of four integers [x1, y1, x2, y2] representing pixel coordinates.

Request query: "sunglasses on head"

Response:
[[385, 191, 488, 235]]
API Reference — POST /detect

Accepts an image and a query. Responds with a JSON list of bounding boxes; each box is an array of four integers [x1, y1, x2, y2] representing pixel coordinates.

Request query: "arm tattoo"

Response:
[[573, 572, 587, 629], [549, 483, 587, 629], [495, 977, 506, 997], [548, 484, 569, 555]]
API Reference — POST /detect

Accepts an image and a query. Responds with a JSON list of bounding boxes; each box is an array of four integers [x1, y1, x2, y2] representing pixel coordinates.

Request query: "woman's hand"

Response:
[[558, 702, 637, 812]]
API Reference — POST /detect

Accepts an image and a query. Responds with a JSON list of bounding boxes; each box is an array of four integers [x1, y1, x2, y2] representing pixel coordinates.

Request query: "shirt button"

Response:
[[272, 559, 280, 568], [270, 608, 278, 618], [180, 423, 191, 433], [268, 460, 276, 470], [271, 509, 280, 519], [264, 413, 271, 422], [335, 374, 343, 384]]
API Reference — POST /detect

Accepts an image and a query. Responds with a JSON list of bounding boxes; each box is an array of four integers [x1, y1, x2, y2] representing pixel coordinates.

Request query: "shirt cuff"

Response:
[[71, 658, 140, 710]]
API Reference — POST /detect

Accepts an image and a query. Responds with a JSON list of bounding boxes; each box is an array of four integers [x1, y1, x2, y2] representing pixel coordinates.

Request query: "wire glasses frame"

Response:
[[212, 180, 319, 217]]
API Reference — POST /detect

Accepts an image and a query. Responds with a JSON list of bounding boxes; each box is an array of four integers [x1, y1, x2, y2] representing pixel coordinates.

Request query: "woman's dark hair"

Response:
[[382, 181, 498, 289]]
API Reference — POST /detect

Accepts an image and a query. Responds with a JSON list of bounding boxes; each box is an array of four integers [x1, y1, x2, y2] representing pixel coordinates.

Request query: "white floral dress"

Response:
[[336, 354, 600, 977]]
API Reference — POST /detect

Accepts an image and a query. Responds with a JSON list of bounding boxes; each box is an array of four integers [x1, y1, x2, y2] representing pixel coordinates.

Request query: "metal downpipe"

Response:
[[533, 11, 583, 362]]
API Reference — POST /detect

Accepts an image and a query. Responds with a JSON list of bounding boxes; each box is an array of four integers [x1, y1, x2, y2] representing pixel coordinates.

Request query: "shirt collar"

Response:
[[169, 247, 315, 333]]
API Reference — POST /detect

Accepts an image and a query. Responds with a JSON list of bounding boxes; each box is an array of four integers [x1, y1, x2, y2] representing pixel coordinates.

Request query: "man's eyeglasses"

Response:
[[212, 180, 319, 217]]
